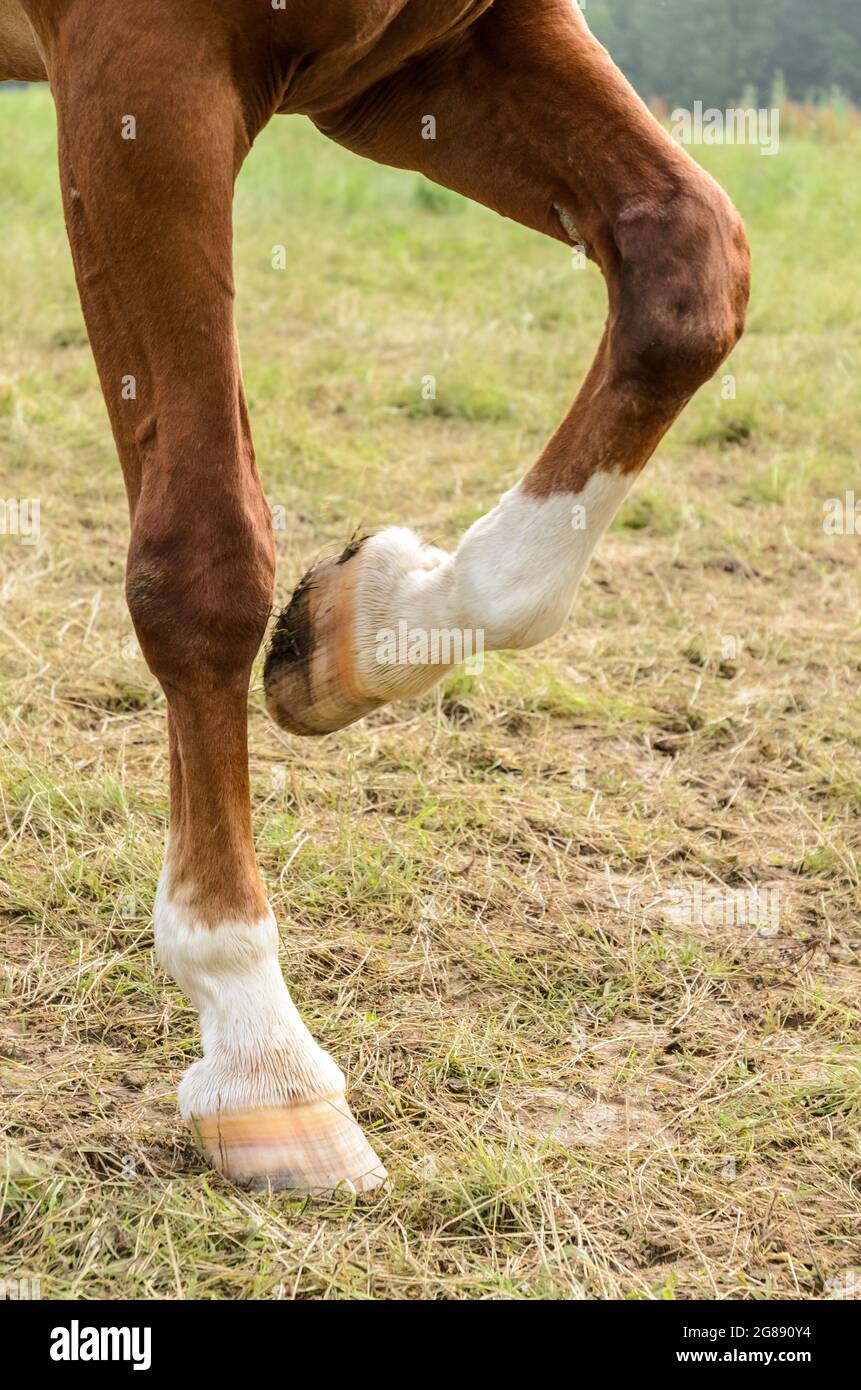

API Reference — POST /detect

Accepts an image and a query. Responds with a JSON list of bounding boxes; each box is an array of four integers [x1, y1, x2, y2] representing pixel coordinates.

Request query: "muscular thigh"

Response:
[[309, 0, 690, 265], [269, 0, 497, 115]]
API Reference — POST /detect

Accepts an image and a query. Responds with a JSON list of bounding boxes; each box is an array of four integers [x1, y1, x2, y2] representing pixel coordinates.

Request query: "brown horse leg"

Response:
[[265, 0, 750, 735], [30, 0, 385, 1192]]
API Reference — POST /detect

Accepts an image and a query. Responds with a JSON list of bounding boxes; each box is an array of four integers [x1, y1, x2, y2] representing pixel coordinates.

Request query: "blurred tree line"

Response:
[[586, 0, 861, 106]]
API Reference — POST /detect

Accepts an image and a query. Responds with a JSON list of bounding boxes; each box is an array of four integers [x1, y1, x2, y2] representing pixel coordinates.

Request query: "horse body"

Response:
[[0, 1, 496, 96], [2, 0, 749, 1192]]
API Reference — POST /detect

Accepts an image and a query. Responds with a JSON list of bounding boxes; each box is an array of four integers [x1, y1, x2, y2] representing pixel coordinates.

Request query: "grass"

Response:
[[1, 88, 860, 1301]]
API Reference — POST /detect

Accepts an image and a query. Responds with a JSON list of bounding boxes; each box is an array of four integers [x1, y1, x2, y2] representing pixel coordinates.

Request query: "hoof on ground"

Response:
[[190, 1094, 388, 1196]]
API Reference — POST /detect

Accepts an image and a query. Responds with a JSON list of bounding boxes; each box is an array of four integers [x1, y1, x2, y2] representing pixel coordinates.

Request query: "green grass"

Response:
[[1, 89, 860, 1300]]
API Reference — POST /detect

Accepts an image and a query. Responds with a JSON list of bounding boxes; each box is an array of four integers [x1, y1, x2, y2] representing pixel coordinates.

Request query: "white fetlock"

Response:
[[155, 877, 387, 1194], [351, 527, 462, 702], [351, 475, 635, 693]]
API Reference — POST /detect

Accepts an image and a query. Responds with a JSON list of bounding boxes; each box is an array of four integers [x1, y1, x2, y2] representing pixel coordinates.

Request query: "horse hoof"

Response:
[[190, 1094, 388, 1195], [264, 538, 383, 737]]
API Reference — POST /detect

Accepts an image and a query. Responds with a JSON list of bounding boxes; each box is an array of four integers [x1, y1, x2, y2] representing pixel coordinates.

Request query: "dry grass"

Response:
[[1, 91, 860, 1300]]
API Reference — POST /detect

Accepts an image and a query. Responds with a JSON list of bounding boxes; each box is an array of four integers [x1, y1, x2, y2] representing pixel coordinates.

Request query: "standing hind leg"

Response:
[[265, 0, 750, 735], [29, 0, 385, 1192]]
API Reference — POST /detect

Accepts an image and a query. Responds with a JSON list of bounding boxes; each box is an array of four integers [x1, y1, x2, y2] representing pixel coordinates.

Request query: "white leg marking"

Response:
[[154, 867, 344, 1120], [351, 470, 635, 695]]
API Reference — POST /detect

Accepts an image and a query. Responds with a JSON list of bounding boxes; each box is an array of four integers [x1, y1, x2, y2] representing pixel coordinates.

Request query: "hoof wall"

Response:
[[264, 540, 382, 737], [191, 1095, 387, 1195]]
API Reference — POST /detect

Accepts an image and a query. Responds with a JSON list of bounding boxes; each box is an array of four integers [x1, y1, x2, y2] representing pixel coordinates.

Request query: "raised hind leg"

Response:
[[265, 0, 750, 735], [28, 0, 385, 1192]]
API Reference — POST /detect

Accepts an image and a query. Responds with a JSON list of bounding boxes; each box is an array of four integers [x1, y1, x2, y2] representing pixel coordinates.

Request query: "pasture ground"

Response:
[[1, 90, 859, 1299]]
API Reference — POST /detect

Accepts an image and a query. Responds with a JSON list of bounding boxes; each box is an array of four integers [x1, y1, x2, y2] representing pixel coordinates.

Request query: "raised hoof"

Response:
[[264, 538, 382, 737], [191, 1094, 388, 1195]]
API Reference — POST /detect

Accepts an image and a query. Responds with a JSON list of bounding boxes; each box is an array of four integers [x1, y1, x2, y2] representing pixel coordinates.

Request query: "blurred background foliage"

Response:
[[587, 0, 861, 108]]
